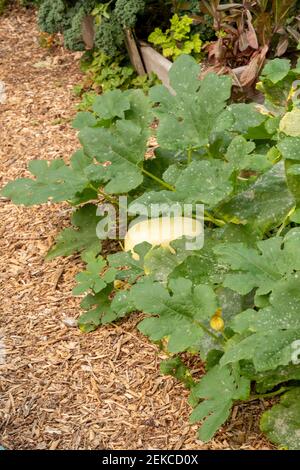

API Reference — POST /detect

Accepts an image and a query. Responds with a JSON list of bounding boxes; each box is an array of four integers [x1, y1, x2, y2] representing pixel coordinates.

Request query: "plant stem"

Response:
[[204, 210, 226, 227], [187, 148, 193, 165], [245, 386, 291, 403], [88, 183, 119, 206], [141, 168, 176, 191], [98, 188, 119, 206], [195, 320, 224, 345], [276, 206, 296, 236]]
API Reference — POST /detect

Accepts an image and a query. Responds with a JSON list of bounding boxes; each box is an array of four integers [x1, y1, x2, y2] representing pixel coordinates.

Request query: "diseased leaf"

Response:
[[220, 329, 300, 372], [227, 103, 266, 134], [150, 55, 232, 152], [217, 163, 295, 233], [260, 389, 300, 450], [214, 229, 300, 296]]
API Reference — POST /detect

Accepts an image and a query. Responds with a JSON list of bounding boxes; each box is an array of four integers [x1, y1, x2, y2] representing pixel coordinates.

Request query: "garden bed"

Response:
[[0, 7, 275, 451]]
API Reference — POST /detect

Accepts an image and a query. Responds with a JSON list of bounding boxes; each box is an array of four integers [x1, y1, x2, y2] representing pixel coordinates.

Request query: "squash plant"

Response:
[[3, 55, 300, 449]]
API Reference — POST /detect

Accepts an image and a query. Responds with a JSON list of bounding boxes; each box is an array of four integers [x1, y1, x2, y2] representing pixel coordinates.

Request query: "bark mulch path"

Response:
[[0, 6, 273, 450]]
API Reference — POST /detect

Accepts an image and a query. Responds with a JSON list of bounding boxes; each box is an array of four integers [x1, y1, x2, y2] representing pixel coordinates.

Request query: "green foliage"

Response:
[[260, 389, 300, 450], [76, 51, 160, 111], [114, 0, 145, 28], [148, 14, 202, 61], [257, 57, 300, 115], [131, 278, 218, 353], [73, 251, 117, 295], [190, 365, 250, 441], [0, 0, 7, 15], [37, 0, 98, 50], [94, 0, 146, 57], [160, 356, 195, 389], [3, 56, 300, 448], [46, 204, 103, 260], [38, 0, 66, 34]]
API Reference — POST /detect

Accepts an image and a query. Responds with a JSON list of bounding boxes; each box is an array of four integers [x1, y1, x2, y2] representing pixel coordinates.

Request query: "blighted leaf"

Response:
[[260, 389, 300, 450], [220, 329, 300, 372], [231, 274, 300, 334], [131, 159, 234, 210], [110, 289, 137, 319], [215, 229, 300, 296], [175, 160, 233, 207], [150, 55, 232, 151], [277, 137, 300, 160], [225, 136, 256, 171], [217, 163, 295, 233], [279, 109, 300, 137], [227, 103, 266, 134]]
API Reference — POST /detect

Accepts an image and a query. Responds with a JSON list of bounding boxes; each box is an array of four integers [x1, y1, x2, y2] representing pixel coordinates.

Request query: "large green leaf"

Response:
[[214, 229, 300, 296], [231, 275, 300, 334], [130, 158, 234, 210], [79, 90, 151, 193], [131, 278, 218, 353], [260, 389, 300, 450], [217, 163, 295, 233], [225, 136, 271, 172], [1, 151, 97, 206], [150, 55, 232, 152], [220, 329, 300, 372], [260, 59, 291, 84], [190, 365, 250, 442], [92, 89, 131, 120], [226, 103, 266, 134]]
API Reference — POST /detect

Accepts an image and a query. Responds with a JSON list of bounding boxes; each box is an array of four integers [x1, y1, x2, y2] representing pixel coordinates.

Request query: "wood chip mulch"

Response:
[[0, 7, 274, 450]]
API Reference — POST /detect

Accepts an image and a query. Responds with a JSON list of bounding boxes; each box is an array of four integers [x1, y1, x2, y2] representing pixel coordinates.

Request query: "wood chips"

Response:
[[0, 7, 273, 450]]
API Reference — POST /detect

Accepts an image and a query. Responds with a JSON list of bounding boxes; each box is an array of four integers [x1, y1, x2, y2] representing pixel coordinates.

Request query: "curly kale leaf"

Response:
[[38, 0, 67, 34], [94, 16, 124, 57], [114, 0, 146, 28]]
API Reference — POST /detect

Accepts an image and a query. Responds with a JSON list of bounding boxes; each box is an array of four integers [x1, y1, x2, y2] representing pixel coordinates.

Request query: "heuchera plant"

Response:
[[148, 14, 203, 60], [2, 55, 300, 449]]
